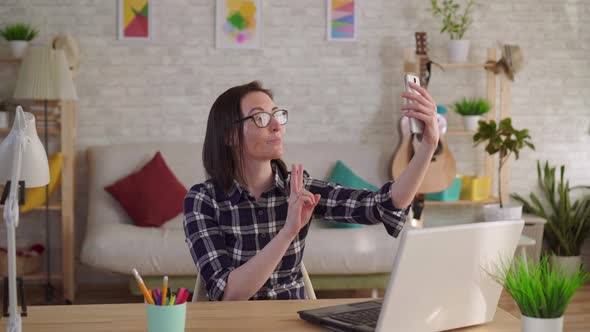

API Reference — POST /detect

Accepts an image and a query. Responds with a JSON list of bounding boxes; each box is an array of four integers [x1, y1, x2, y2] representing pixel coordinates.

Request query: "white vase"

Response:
[[483, 203, 523, 221], [521, 316, 563, 332], [462, 115, 481, 131], [0, 112, 8, 128], [9, 41, 28, 58], [551, 256, 582, 276], [448, 39, 470, 63]]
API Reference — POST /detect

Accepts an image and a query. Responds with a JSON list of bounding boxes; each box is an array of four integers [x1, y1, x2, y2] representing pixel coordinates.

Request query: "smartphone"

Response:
[[403, 73, 424, 134]]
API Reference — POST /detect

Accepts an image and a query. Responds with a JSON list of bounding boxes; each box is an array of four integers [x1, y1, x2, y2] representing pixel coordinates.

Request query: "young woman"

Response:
[[183, 81, 439, 301]]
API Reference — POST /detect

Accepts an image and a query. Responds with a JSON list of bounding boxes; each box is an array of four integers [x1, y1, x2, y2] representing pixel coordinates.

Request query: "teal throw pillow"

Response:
[[320, 160, 379, 228]]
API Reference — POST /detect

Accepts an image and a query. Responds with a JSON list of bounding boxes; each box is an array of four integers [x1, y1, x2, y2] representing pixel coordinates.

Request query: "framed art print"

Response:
[[327, 0, 358, 41], [216, 0, 262, 49], [118, 0, 152, 40]]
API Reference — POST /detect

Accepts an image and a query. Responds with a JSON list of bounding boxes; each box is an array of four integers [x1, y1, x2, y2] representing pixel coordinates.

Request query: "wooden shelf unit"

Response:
[[446, 129, 476, 136], [404, 47, 511, 206], [20, 273, 63, 282], [425, 197, 500, 206], [33, 202, 63, 212], [0, 127, 61, 136], [437, 63, 486, 69], [0, 100, 77, 301], [0, 57, 21, 63]]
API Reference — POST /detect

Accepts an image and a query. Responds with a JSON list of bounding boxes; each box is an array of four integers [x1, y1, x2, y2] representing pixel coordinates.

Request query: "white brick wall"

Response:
[[0, 0, 588, 283]]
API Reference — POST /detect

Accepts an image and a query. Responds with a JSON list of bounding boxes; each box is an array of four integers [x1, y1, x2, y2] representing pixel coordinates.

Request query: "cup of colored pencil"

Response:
[[133, 269, 190, 332]]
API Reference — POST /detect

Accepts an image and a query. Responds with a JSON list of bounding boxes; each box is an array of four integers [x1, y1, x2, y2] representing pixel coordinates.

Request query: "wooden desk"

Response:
[[3, 299, 520, 331]]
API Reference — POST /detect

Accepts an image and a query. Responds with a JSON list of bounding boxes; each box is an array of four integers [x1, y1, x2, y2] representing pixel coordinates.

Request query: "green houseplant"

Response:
[[488, 254, 589, 332], [473, 118, 535, 220], [453, 97, 490, 131], [0, 23, 39, 58], [431, 0, 476, 63], [511, 161, 590, 273]]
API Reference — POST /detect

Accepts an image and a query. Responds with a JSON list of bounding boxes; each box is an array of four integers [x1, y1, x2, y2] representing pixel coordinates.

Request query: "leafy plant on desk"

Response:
[[511, 161, 590, 256], [487, 254, 589, 318], [0, 23, 39, 41], [473, 118, 535, 207]]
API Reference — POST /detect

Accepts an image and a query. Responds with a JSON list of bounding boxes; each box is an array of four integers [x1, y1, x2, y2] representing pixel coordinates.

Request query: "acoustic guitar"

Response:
[[391, 32, 456, 194], [391, 117, 456, 194], [415, 32, 430, 89]]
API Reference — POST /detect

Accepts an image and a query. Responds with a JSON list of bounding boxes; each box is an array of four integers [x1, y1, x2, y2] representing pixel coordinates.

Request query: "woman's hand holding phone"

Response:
[[401, 75, 440, 148]]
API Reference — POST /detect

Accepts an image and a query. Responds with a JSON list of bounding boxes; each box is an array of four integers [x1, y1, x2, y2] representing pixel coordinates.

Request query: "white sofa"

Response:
[[80, 143, 408, 291]]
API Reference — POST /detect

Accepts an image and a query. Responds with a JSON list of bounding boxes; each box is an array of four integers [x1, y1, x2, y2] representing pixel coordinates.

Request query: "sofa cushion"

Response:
[[105, 151, 188, 227], [321, 160, 379, 228], [80, 218, 403, 276], [80, 222, 194, 275], [328, 160, 379, 191]]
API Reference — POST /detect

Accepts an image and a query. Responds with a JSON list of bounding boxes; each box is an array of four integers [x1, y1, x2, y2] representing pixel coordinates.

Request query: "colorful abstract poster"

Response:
[[216, 0, 262, 49], [327, 0, 358, 41], [118, 0, 152, 40]]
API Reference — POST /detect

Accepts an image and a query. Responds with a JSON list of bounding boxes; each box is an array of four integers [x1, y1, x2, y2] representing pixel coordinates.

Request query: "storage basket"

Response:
[[0, 251, 43, 276], [459, 175, 491, 201], [425, 177, 462, 201]]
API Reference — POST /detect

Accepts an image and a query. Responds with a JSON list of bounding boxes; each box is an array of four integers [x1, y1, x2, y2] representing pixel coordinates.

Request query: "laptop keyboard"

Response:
[[329, 307, 381, 327]]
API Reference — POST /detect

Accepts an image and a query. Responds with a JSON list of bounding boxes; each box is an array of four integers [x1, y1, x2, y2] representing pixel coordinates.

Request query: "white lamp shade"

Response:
[[13, 47, 78, 101], [0, 107, 49, 188]]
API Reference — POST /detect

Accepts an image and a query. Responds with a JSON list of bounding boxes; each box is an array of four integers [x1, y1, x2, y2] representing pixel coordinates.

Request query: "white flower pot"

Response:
[[483, 203, 522, 221], [0, 112, 8, 128], [462, 115, 481, 131], [521, 315, 563, 332], [551, 255, 582, 276], [448, 39, 470, 63], [9, 41, 28, 58]]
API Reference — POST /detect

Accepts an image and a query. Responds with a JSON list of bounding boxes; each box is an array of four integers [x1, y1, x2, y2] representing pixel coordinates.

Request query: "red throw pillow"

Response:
[[105, 151, 188, 227]]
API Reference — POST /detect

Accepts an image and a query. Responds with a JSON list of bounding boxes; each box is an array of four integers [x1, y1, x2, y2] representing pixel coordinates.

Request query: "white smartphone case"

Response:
[[403, 73, 424, 134]]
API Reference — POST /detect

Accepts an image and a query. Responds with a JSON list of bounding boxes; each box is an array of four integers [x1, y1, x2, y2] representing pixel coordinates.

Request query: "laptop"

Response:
[[298, 219, 524, 332]]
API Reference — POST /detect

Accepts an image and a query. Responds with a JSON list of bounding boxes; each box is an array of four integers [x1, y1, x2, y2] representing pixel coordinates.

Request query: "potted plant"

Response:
[[453, 97, 490, 131], [473, 118, 535, 221], [431, 0, 476, 63], [488, 254, 589, 332], [0, 23, 39, 58], [511, 161, 590, 275]]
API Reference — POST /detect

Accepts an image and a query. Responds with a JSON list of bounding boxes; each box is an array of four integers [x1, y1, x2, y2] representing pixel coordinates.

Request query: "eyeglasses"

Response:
[[236, 109, 288, 128]]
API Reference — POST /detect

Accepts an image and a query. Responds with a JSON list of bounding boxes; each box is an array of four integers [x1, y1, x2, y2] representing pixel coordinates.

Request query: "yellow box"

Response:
[[459, 175, 491, 201]]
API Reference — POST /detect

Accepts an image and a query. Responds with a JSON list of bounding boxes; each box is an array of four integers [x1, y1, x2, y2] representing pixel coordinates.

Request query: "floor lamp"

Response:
[[0, 106, 50, 332], [12, 47, 78, 304]]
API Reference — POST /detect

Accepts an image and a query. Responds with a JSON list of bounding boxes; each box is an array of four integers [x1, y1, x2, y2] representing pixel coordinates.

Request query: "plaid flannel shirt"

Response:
[[183, 162, 409, 301]]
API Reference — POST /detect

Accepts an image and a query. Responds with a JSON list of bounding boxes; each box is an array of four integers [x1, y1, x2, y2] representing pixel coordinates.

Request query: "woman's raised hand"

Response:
[[401, 82, 440, 148], [282, 164, 321, 239]]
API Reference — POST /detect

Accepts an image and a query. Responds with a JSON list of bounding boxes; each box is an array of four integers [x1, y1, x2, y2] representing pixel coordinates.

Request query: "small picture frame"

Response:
[[118, 0, 152, 41], [215, 0, 263, 49], [327, 0, 358, 42]]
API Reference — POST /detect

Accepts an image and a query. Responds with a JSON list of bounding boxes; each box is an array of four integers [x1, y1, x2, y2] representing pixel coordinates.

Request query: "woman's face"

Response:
[[239, 91, 286, 162]]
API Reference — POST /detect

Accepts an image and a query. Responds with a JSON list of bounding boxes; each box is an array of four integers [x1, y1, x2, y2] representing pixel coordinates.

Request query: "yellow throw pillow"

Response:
[[20, 152, 63, 213]]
